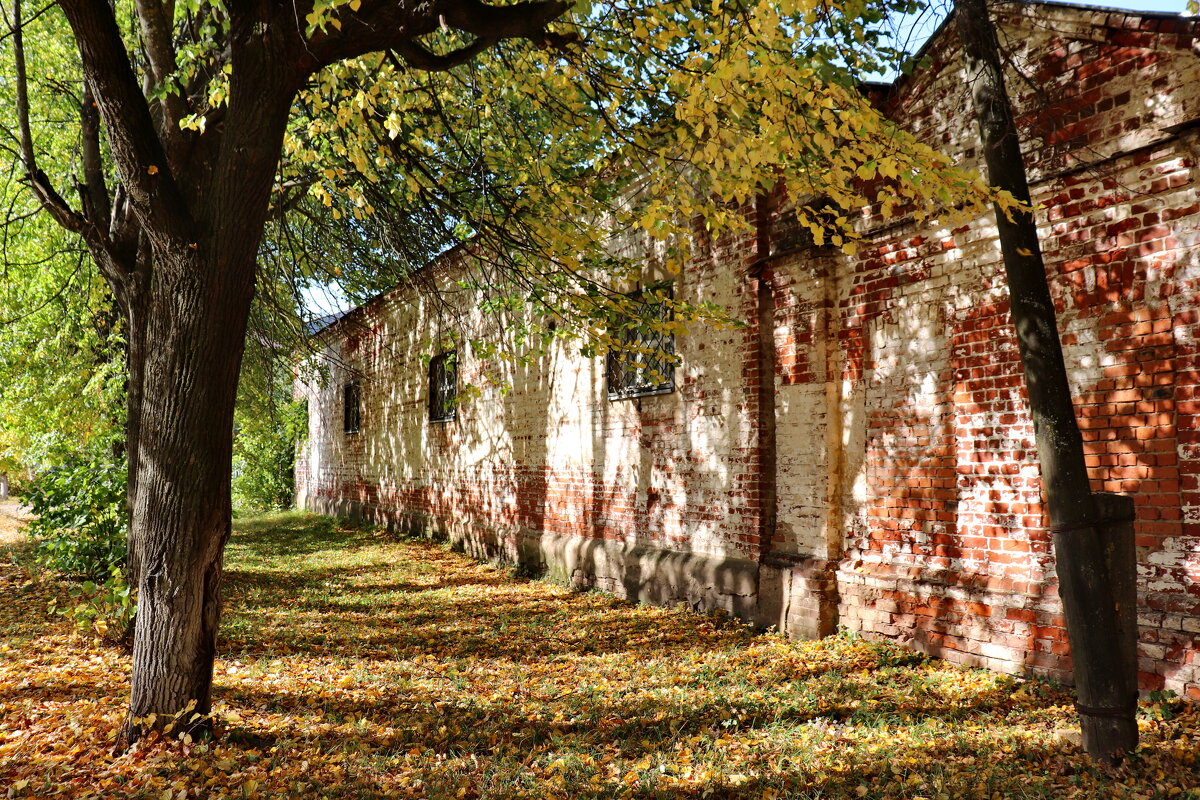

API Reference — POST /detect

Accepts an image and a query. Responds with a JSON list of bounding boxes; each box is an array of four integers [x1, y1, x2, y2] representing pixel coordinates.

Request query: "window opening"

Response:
[[429, 351, 457, 422], [607, 287, 675, 400], [343, 381, 361, 434]]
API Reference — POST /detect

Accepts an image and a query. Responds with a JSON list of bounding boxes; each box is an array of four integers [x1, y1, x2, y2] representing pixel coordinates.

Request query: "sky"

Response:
[[1042, 0, 1186, 9]]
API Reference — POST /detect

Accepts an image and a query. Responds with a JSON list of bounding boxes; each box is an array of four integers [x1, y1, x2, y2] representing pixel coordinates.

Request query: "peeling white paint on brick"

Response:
[[298, 4, 1200, 698]]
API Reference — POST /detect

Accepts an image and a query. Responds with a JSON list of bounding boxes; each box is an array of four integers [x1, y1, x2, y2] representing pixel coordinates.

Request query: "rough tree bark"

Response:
[[57, 1, 297, 742], [12, 0, 569, 746], [955, 0, 1139, 763], [122, 259, 151, 591]]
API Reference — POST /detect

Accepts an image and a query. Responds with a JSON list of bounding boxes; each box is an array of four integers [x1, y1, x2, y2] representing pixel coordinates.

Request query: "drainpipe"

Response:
[[749, 194, 841, 639], [751, 194, 778, 562]]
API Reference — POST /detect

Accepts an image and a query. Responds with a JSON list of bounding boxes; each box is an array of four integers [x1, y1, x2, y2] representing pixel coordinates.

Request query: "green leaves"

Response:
[[0, 4, 124, 476], [53, 564, 135, 641], [23, 447, 127, 580]]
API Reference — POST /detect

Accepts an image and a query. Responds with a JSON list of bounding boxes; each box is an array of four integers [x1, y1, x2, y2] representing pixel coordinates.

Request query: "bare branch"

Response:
[[136, 0, 188, 165], [80, 80, 112, 228], [135, 0, 177, 90]]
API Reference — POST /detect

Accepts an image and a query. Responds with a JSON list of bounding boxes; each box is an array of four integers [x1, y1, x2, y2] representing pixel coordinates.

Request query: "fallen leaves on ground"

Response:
[[2, 511, 1199, 798], [0, 501, 31, 546]]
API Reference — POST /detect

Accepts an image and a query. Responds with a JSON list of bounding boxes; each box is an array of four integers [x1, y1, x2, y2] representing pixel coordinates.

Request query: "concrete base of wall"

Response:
[[519, 531, 761, 619], [302, 496, 844, 637], [754, 554, 840, 639]]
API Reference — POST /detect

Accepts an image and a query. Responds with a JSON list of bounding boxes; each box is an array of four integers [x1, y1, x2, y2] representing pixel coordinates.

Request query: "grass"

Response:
[[1, 510, 1198, 798]]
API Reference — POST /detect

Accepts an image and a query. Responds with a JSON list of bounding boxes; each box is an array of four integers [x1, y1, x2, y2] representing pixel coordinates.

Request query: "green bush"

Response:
[[25, 452, 127, 579], [48, 563, 136, 644], [232, 399, 306, 513]]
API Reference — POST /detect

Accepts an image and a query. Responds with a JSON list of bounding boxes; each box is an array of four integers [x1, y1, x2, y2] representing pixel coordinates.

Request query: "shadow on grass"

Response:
[[206, 661, 1089, 800], [218, 511, 1065, 736], [221, 513, 754, 664], [228, 511, 359, 558], [213, 666, 1049, 753], [5, 510, 1199, 799]]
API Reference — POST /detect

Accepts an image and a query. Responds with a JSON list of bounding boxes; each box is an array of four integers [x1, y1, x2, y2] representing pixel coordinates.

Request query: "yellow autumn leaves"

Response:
[[2, 512, 1200, 798], [272, 0, 1021, 370]]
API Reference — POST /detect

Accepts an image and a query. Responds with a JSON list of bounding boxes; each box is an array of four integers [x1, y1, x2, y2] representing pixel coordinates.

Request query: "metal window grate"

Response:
[[429, 351, 457, 422], [343, 381, 361, 434], [607, 287, 675, 400]]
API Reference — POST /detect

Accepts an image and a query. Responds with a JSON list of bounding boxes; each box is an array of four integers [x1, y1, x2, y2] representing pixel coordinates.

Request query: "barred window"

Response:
[[343, 381, 361, 434], [607, 287, 675, 400], [429, 351, 457, 422]]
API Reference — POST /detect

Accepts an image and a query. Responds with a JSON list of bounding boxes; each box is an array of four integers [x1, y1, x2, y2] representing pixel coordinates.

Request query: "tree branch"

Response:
[[135, 0, 188, 164], [307, 0, 571, 70], [392, 37, 496, 71], [80, 80, 112, 228], [10, 0, 34, 172], [8, 0, 88, 236], [0, 0, 48, 44], [439, 0, 568, 39], [58, 0, 196, 248]]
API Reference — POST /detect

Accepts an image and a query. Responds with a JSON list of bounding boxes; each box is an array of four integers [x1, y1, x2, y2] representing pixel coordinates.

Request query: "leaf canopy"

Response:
[[0, 0, 1015, 436]]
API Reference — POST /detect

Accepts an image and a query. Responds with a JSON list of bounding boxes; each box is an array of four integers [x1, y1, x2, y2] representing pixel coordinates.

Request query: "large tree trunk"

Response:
[[40, 0, 569, 750], [955, 0, 1139, 763], [123, 254, 151, 591], [121, 247, 256, 743], [117, 29, 297, 739]]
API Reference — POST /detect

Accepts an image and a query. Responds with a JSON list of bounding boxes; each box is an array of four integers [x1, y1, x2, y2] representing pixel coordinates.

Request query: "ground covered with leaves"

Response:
[[2, 512, 1199, 798], [0, 501, 30, 546]]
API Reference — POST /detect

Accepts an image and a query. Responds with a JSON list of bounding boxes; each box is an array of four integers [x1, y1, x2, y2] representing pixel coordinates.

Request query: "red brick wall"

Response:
[[297, 5, 1200, 695], [776, 5, 1200, 692]]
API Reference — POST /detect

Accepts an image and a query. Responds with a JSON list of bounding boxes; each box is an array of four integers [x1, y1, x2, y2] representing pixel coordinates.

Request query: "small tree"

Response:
[[955, 0, 1138, 762], [232, 324, 307, 513]]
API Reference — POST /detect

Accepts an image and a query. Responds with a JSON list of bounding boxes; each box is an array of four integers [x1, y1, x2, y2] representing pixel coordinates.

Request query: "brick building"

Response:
[[296, 1, 1200, 696]]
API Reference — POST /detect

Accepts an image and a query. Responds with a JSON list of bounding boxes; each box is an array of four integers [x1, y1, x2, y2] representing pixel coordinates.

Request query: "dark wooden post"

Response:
[[954, 0, 1139, 761]]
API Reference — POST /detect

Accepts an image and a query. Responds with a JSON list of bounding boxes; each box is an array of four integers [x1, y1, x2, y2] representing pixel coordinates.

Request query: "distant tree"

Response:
[[4, 0, 1008, 745], [0, 5, 126, 496], [232, 303, 307, 513]]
